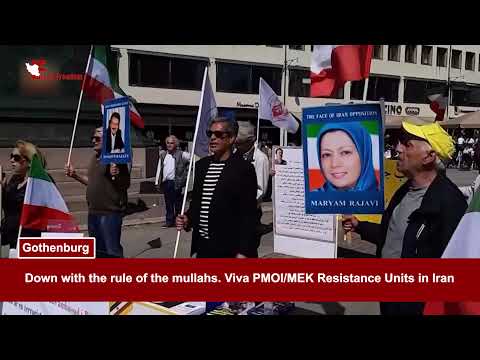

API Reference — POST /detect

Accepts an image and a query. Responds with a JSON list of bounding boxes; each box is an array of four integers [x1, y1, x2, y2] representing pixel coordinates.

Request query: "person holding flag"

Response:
[[65, 126, 130, 258], [173, 67, 257, 258], [1, 141, 66, 251], [176, 117, 258, 258]]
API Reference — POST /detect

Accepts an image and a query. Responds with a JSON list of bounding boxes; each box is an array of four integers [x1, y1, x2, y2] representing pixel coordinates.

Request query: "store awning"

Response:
[[441, 111, 480, 128], [385, 115, 435, 129]]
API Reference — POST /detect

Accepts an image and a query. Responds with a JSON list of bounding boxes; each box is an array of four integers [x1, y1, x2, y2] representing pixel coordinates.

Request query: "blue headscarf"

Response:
[[317, 121, 377, 192]]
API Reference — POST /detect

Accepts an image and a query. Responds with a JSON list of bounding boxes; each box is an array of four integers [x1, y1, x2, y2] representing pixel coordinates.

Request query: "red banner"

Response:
[[0, 258, 479, 301]]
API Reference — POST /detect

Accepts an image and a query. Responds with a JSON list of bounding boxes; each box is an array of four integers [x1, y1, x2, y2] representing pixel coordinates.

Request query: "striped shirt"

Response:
[[198, 162, 225, 240]]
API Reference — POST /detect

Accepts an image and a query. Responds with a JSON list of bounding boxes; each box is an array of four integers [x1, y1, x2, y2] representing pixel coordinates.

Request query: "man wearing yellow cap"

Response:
[[343, 121, 467, 315]]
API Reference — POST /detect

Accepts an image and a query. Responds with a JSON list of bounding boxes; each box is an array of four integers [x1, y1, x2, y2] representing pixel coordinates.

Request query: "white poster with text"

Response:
[[1, 302, 109, 315], [273, 146, 337, 258]]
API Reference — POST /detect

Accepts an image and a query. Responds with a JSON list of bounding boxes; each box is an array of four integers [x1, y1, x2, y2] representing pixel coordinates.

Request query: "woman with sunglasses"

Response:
[[1, 140, 46, 251]]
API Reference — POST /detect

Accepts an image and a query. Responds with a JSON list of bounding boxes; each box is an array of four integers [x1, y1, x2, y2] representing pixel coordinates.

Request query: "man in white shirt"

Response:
[[155, 135, 190, 228]]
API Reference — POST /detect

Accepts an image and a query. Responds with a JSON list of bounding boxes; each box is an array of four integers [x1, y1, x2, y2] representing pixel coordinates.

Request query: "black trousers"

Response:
[[162, 180, 182, 226]]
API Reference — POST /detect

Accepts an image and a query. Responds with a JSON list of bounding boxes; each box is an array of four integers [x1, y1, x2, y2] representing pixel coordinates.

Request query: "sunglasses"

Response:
[[206, 130, 231, 139], [91, 136, 102, 142], [10, 153, 25, 162]]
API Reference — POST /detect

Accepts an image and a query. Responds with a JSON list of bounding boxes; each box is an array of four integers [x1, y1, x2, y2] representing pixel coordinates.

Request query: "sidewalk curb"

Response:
[[78, 216, 166, 231], [77, 208, 274, 231]]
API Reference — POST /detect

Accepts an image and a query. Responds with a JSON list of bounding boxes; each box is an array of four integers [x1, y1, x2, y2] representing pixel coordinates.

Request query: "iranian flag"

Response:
[[310, 45, 373, 98], [306, 120, 380, 191], [20, 155, 77, 232], [424, 190, 480, 315], [84, 45, 144, 129], [426, 86, 448, 121]]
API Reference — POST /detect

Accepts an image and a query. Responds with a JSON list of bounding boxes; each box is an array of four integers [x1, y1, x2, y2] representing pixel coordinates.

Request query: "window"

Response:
[[404, 79, 447, 104], [466, 52, 475, 71], [350, 79, 365, 100], [421, 46, 433, 65], [252, 65, 283, 93], [451, 83, 480, 107], [288, 68, 309, 97], [311, 45, 314, 52], [367, 76, 399, 102], [405, 45, 417, 63], [373, 45, 383, 60], [129, 53, 169, 88], [216, 62, 251, 93], [289, 68, 344, 98], [171, 57, 209, 90], [216, 62, 282, 94], [437, 47, 448, 67], [289, 45, 305, 51], [452, 50, 462, 69], [129, 53, 207, 90], [388, 45, 400, 61]]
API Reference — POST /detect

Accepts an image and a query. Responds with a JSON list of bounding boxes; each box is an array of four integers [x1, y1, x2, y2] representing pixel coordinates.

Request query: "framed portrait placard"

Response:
[[101, 97, 132, 165], [302, 103, 385, 214]]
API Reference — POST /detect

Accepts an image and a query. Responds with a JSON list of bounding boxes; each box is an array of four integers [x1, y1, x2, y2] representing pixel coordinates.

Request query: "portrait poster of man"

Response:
[[302, 103, 385, 214], [101, 97, 132, 164]]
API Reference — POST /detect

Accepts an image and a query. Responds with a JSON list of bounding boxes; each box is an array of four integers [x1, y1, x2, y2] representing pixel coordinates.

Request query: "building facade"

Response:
[[2, 45, 480, 175], [114, 44, 480, 145]]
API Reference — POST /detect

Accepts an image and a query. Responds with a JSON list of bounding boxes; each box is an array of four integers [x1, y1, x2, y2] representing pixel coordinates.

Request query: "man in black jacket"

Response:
[[176, 117, 258, 258], [343, 121, 467, 315]]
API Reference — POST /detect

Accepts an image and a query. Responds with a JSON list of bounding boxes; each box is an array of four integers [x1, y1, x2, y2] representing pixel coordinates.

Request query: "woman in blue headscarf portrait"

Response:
[[317, 121, 377, 192]]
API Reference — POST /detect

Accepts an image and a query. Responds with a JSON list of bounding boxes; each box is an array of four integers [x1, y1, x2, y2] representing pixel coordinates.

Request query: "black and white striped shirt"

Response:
[[198, 162, 226, 240]]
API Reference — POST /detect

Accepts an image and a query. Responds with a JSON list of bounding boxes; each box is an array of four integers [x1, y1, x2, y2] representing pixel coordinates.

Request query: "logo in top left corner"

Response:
[[25, 59, 47, 79]]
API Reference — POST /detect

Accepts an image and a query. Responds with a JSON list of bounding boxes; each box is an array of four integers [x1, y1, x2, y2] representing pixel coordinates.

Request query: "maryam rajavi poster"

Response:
[[302, 103, 384, 214]]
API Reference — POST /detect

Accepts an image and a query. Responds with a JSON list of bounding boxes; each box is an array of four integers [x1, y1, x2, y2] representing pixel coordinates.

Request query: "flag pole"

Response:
[[16, 225, 22, 251], [280, 45, 288, 146], [343, 77, 370, 244], [446, 45, 452, 120], [67, 45, 94, 166], [256, 80, 261, 147], [362, 78, 369, 103], [173, 66, 209, 259]]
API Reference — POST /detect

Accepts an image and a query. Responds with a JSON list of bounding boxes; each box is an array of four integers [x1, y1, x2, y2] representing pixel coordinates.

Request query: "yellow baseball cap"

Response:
[[401, 121, 455, 160]]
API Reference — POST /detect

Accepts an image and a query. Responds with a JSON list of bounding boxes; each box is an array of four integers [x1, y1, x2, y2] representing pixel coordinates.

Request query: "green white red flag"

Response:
[[84, 45, 144, 129], [20, 155, 77, 232]]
